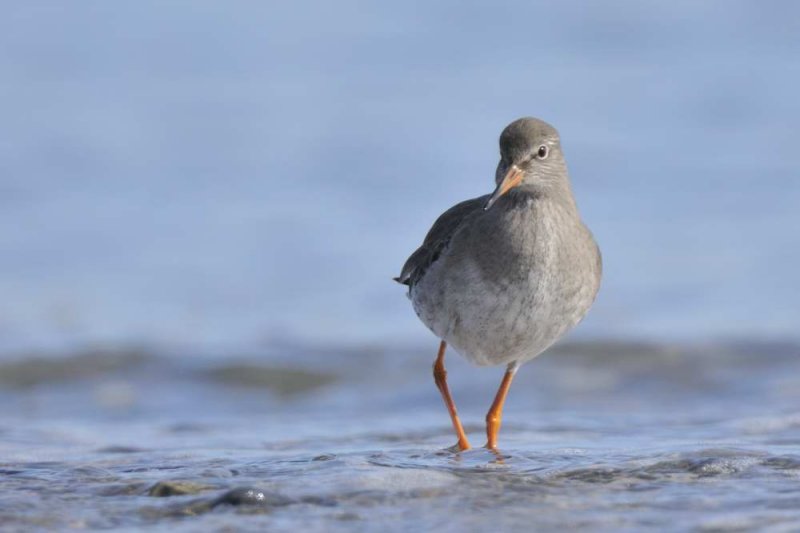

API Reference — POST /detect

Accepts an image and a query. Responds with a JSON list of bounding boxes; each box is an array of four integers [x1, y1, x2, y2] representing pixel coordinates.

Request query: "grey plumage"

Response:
[[395, 196, 488, 287], [396, 117, 601, 367]]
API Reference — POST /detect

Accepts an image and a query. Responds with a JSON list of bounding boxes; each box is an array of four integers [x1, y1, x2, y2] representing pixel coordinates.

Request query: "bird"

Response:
[[395, 117, 602, 451]]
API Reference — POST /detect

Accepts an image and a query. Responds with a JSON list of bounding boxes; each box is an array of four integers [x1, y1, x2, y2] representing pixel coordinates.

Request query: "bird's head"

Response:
[[485, 117, 568, 210]]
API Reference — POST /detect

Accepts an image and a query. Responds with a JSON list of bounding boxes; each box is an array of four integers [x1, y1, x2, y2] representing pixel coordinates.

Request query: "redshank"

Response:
[[395, 117, 602, 450]]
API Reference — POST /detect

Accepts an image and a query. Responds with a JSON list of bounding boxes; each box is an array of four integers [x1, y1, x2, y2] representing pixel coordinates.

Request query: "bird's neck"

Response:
[[510, 181, 579, 215]]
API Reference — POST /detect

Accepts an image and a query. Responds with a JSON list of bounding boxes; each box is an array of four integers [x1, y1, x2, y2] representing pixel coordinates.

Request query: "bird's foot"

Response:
[[483, 444, 510, 462], [484, 443, 499, 454], [444, 440, 471, 453]]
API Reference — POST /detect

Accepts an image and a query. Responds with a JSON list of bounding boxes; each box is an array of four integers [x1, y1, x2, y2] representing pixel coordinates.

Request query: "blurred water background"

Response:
[[1, 1, 800, 530]]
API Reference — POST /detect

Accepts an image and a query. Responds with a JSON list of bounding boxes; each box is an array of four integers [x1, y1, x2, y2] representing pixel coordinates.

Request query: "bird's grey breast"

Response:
[[412, 195, 600, 365]]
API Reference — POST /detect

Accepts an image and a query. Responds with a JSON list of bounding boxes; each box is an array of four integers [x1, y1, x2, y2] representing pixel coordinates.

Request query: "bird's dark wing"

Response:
[[394, 195, 488, 287]]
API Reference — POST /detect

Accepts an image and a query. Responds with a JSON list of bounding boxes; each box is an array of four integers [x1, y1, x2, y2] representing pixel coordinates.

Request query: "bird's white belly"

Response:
[[411, 255, 595, 367]]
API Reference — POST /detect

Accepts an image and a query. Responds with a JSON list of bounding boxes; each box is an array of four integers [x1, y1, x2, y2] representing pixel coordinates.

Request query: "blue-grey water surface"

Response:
[[2, 1, 800, 531], [2, 341, 800, 531]]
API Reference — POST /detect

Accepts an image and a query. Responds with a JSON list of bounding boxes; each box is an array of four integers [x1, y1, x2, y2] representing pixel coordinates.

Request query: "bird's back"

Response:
[[395, 195, 488, 288]]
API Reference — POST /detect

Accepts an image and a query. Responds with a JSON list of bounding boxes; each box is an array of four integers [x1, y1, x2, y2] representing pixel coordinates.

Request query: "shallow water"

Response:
[[2, 340, 800, 531]]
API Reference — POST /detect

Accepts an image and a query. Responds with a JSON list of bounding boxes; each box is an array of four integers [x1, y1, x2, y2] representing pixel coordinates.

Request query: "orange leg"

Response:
[[485, 362, 518, 450], [433, 341, 471, 451]]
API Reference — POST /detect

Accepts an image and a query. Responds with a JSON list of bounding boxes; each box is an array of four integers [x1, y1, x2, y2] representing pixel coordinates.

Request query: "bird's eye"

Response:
[[536, 145, 549, 159]]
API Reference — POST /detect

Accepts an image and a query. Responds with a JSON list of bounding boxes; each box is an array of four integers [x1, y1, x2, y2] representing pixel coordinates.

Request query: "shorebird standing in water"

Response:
[[395, 117, 602, 450]]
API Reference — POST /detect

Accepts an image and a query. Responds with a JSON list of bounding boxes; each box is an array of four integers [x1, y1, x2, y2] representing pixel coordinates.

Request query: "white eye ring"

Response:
[[536, 145, 549, 159]]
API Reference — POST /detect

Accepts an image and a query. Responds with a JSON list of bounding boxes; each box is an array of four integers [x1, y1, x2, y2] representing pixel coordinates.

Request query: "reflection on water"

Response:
[[1, 340, 800, 529]]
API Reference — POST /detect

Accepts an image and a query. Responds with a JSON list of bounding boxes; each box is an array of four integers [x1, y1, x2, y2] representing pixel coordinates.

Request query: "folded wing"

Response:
[[394, 195, 488, 287]]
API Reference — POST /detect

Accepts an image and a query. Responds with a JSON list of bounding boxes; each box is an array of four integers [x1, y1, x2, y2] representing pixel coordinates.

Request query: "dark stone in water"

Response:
[[155, 488, 297, 518], [148, 481, 214, 497], [210, 487, 293, 508], [761, 456, 800, 470], [99, 481, 152, 496]]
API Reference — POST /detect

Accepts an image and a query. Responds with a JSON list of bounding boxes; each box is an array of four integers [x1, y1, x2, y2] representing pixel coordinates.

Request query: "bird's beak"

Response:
[[484, 165, 523, 210]]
